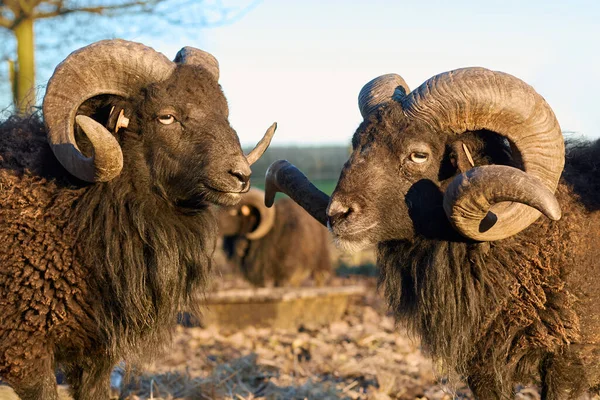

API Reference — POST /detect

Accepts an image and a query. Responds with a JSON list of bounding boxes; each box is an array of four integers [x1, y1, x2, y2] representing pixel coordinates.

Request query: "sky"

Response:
[[2, 0, 599, 147]]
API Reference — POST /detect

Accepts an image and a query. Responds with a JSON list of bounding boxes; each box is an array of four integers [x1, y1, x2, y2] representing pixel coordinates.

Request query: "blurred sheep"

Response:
[[218, 189, 333, 287]]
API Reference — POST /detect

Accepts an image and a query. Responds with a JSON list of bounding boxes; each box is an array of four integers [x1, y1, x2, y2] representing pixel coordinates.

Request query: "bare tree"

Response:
[[0, 0, 258, 114]]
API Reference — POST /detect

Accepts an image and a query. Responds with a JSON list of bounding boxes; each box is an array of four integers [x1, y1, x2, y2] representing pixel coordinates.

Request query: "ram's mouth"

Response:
[[328, 220, 378, 236], [329, 222, 379, 253], [204, 185, 250, 206], [175, 185, 249, 210]]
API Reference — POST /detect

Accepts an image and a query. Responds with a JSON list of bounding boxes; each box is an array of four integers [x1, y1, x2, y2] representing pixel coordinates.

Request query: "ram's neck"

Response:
[[377, 199, 583, 379], [378, 239, 504, 368], [71, 176, 216, 360]]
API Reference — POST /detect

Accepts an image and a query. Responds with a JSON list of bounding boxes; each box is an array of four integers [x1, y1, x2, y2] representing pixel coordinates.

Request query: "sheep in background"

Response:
[[0, 39, 275, 400], [218, 188, 333, 287], [264, 68, 600, 398]]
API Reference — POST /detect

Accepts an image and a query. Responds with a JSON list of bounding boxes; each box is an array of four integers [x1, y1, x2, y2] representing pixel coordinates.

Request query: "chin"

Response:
[[332, 235, 376, 253], [205, 191, 242, 206], [329, 221, 379, 253]]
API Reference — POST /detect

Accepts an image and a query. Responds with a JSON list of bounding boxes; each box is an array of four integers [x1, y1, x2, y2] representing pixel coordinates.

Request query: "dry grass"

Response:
[[1, 286, 593, 399], [117, 277, 553, 400], [3, 261, 598, 399], [120, 293, 437, 399]]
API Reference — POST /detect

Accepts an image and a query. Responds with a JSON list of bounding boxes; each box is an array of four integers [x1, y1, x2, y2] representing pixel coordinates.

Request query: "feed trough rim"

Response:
[[203, 285, 367, 304]]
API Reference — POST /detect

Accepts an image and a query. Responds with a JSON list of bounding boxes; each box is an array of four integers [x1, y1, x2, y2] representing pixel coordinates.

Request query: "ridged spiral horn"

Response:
[[358, 73, 410, 118], [43, 39, 175, 182], [402, 67, 564, 241], [242, 188, 276, 240], [174, 46, 220, 82], [264, 160, 329, 227]]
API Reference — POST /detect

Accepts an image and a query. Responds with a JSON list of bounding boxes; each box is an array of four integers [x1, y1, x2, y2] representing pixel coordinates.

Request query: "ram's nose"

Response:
[[327, 198, 359, 229], [228, 163, 251, 191]]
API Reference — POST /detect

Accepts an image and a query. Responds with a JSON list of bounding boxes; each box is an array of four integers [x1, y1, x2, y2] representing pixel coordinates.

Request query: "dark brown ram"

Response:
[[0, 39, 276, 400], [218, 188, 332, 287], [265, 68, 600, 399]]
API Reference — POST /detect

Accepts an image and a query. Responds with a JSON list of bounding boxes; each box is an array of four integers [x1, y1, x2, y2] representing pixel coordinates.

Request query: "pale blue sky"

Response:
[[3, 0, 599, 146], [153, 0, 600, 146]]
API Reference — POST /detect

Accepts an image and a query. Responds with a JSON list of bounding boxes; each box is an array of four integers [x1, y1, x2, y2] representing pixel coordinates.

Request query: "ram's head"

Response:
[[266, 68, 564, 249], [43, 39, 275, 207]]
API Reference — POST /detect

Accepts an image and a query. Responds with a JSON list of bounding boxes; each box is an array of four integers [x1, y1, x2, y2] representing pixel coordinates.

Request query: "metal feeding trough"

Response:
[[199, 285, 367, 330]]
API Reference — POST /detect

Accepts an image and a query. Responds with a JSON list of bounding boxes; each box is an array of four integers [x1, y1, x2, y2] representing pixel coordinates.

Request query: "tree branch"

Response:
[[1, 0, 43, 28], [0, 15, 14, 28], [17, 0, 43, 15], [2, 1, 21, 19], [34, 0, 164, 19]]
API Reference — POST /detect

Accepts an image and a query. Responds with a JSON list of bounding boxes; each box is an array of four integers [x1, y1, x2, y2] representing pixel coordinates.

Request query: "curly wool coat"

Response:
[[377, 139, 600, 398], [0, 116, 215, 396]]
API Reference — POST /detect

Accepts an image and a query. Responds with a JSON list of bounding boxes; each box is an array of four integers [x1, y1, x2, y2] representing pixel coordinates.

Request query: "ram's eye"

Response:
[[409, 152, 429, 164], [158, 114, 176, 125]]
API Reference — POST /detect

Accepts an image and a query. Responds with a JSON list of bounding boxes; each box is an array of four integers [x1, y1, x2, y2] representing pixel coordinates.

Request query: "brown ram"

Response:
[[218, 188, 332, 287], [0, 39, 275, 400], [265, 68, 600, 398]]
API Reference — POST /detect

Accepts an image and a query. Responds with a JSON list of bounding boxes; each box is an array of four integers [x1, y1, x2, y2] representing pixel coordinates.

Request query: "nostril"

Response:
[[229, 169, 250, 186], [327, 200, 354, 221]]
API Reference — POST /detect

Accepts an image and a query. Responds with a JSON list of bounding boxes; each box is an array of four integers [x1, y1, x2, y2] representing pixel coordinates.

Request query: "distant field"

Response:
[[251, 179, 338, 197]]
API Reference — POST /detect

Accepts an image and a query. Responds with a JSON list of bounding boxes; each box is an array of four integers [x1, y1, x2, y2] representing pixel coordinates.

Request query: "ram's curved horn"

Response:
[[245, 123, 277, 166], [174, 46, 220, 82], [358, 74, 410, 118], [241, 189, 276, 240], [265, 160, 329, 227], [404, 67, 564, 241], [444, 165, 561, 236], [43, 39, 175, 182]]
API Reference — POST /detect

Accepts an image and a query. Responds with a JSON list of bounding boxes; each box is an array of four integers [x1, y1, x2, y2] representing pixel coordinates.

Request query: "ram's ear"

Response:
[[449, 141, 476, 173], [107, 105, 131, 134]]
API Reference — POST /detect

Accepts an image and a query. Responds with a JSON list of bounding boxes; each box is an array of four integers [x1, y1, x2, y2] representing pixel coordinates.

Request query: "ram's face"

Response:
[[137, 65, 250, 209], [327, 105, 447, 251], [264, 68, 564, 248]]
